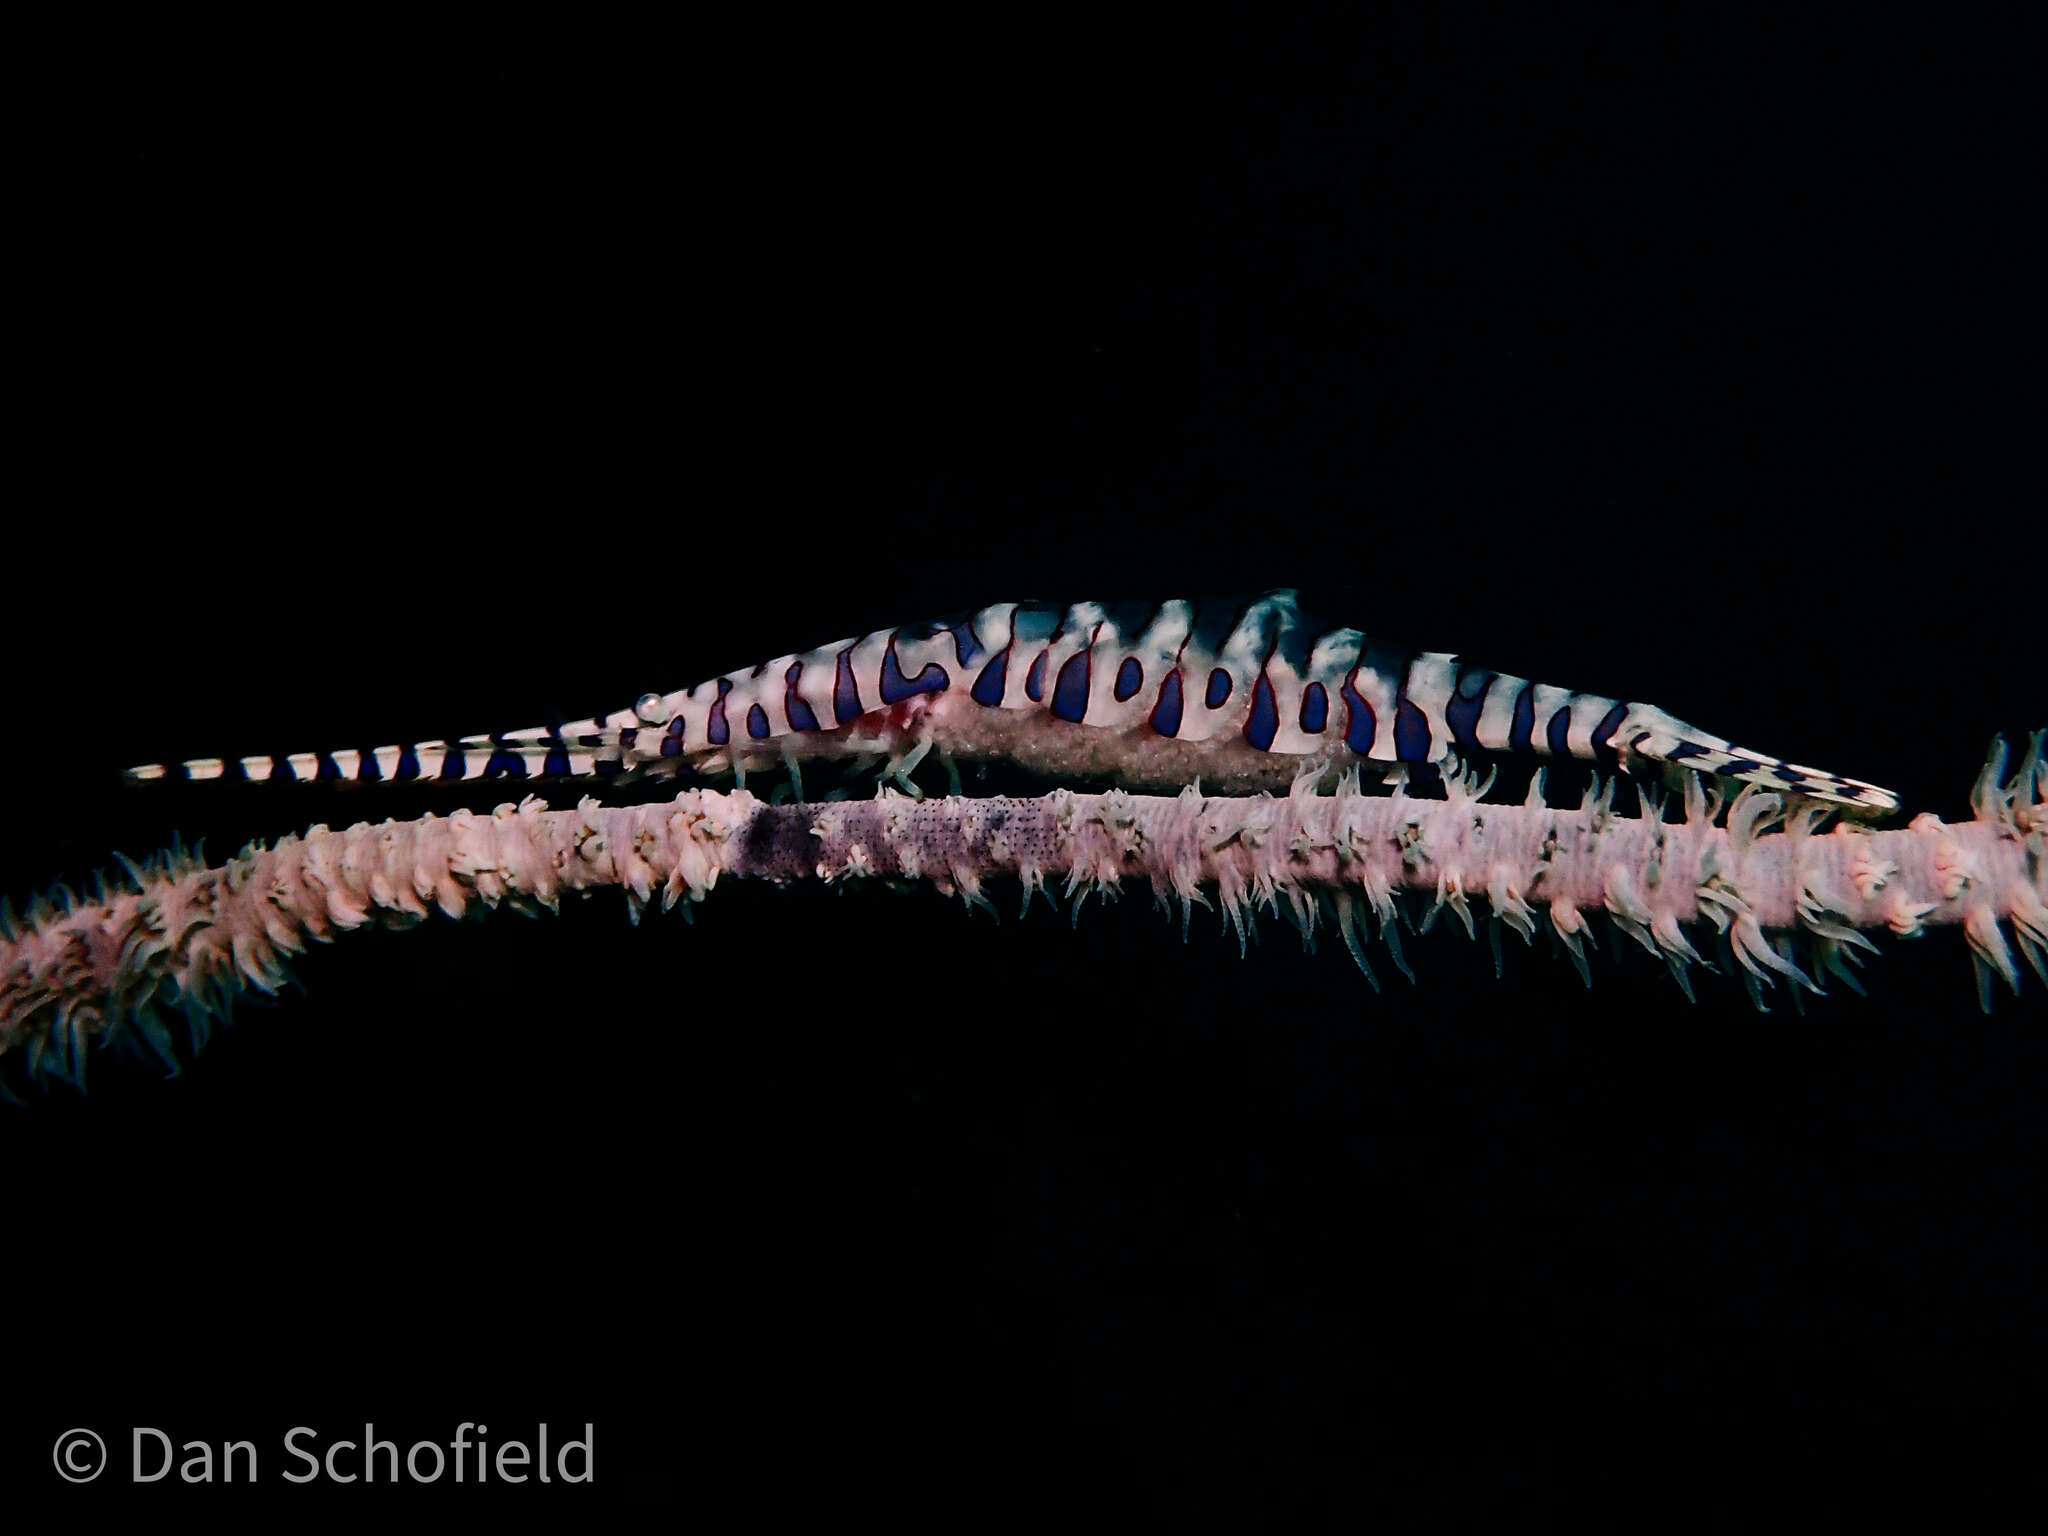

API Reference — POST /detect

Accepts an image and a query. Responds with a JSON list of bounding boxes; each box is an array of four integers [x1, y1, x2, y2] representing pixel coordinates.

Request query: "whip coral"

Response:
[[4, 737, 2041, 1096]]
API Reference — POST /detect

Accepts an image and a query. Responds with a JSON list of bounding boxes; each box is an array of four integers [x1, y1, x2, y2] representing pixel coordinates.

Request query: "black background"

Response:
[[6, 16, 2041, 1528]]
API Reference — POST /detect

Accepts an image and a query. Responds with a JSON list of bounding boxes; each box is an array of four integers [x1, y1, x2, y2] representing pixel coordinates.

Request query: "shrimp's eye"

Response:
[[635, 693, 666, 723]]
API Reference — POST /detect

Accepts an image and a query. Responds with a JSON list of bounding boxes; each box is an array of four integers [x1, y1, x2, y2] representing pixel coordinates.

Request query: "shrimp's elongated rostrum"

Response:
[[124, 591, 1899, 811], [8, 592, 2038, 1097]]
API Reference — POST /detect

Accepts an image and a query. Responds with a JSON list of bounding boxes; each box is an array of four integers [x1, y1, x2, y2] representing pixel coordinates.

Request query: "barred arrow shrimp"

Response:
[[121, 590, 1899, 814]]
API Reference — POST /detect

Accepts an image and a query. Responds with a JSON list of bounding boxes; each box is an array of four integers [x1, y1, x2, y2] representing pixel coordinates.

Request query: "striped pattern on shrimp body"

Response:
[[123, 591, 1898, 812]]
